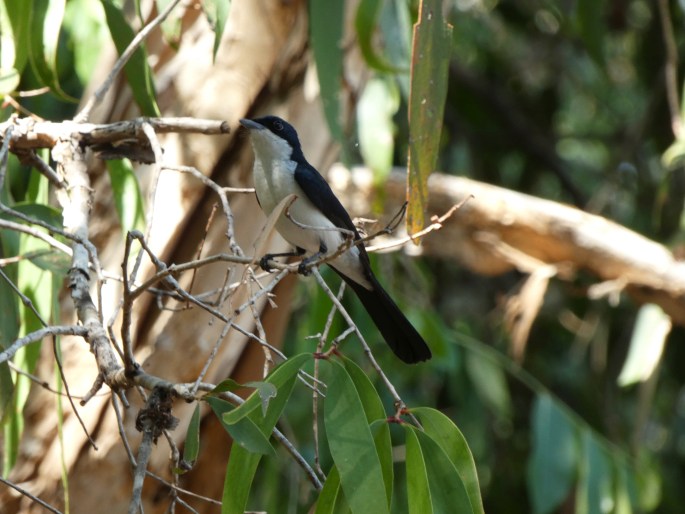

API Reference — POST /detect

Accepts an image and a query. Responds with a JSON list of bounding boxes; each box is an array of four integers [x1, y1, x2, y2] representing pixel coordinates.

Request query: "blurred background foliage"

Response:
[[1, 0, 685, 513]]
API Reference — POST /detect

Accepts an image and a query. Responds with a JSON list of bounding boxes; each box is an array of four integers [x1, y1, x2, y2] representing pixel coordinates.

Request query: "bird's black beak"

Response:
[[239, 118, 264, 130]]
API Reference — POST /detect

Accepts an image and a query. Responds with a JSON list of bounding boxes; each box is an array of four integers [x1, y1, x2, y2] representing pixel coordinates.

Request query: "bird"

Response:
[[240, 115, 431, 364]]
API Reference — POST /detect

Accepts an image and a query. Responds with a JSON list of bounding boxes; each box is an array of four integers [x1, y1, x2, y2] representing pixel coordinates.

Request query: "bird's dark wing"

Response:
[[294, 162, 359, 235]]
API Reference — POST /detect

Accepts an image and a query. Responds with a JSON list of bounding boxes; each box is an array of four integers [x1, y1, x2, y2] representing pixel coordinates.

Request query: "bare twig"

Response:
[[0, 476, 63, 514], [0, 325, 88, 364]]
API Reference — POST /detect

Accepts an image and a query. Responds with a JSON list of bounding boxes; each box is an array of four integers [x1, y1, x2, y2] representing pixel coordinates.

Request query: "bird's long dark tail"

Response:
[[335, 271, 431, 364]]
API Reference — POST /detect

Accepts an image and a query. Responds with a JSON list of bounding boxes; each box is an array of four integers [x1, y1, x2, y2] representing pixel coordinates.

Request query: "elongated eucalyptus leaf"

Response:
[[407, 0, 452, 234], [404, 426, 432, 514], [100, 0, 160, 116], [309, 0, 345, 143], [412, 407, 484, 514], [355, 0, 403, 72], [106, 159, 146, 235], [203, 0, 231, 61], [222, 353, 311, 425], [342, 356, 393, 506], [414, 427, 473, 513], [323, 360, 389, 514], [182, 403, 201, 466], [315, 465, 349, 514], [218, 353, 310, 514], [1, 0, 30, 73], [28, 0, 77, 102]]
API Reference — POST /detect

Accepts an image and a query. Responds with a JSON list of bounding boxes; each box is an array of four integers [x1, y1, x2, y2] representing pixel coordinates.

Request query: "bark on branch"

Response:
[[332, 166, 685, 325]]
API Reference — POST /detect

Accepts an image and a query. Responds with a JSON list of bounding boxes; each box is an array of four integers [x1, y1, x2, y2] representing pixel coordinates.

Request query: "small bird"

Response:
[[240, 115, 431, 364]]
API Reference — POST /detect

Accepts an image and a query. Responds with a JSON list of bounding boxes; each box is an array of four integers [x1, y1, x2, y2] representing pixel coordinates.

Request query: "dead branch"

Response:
[[333, 166, 685, 325]]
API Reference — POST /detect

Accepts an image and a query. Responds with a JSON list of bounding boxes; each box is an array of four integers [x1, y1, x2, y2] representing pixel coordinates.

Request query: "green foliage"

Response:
[[99, 0, 160, 116], [406, 0, 452, 233], [309, 0, 345, 144]]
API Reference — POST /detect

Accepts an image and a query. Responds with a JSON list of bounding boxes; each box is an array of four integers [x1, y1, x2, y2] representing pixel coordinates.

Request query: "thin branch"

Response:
[[0, 325, 88, 364], [0, 476, 63, 514]]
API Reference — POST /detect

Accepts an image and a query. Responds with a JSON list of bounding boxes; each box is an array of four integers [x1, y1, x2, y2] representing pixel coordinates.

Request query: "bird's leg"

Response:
[[297, 242, 328, 276], [259, 247, 306, 272]]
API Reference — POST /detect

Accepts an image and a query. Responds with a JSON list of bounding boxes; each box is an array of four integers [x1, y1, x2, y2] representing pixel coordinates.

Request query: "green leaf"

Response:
[[182, 403, 201, 466], [100, 0, 160, 116], [106, 159, 146, 235], [355, 0, 404, 73], [1, 0, 30, 73], [309, 0, 345, 143], [527, 393, 578, 514], [155, 0, 182, 49], [28, 0, 77, 102], [0, 363, 13, 425], [464, 350, 512, 419], [219, 353, 310, 514], [574, 0, 604, 65], [0, 68, 19, 95], [618, 304, 671, 387], [404, 426, 432, 514], [222, 353, 311, 425], [315, 465, 350, 514], [412, 407, 484, 514], [576, 430, 613, 514], [413, 426, 473, 513], [207, 396, 275, 456], [323, 359, 389, 514], [202, 0, 231, 61], [210, 377, 244, 394], [407, 0, 452, 234], [343, 356, 392, 506], [357, 76, 400, 183], [25, 249, 71, 275]]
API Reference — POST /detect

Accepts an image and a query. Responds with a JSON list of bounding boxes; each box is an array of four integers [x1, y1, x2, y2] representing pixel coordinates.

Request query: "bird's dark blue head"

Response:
[[240, 116, 306, 163]]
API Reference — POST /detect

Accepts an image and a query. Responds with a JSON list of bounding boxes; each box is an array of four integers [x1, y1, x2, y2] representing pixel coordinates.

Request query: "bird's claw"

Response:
[[259, 256, 274, 272], [297, 261, 312, 276]]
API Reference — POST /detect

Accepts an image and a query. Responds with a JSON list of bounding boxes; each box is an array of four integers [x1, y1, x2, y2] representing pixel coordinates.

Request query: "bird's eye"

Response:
[[274, 121, 283, 131]]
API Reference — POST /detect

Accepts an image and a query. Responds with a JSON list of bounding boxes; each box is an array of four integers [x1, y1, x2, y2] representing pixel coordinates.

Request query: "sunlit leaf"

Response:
[[203, 0, 231, 61], [28, 0, 77, 102], [106, 159, 146, 235], [0, 68, 19, 95], [407, 0, 452, 235], [100, 0, 160, 116], [618, 304, 671, 387], [1, 0, 30, 73], [323, 359, 389, 514], [357, 76, 400, 184], [155, 0, 182, 49]]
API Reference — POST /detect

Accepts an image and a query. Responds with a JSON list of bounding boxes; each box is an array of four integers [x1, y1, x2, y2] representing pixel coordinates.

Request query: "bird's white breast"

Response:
[[249, 131, 372, 288]]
